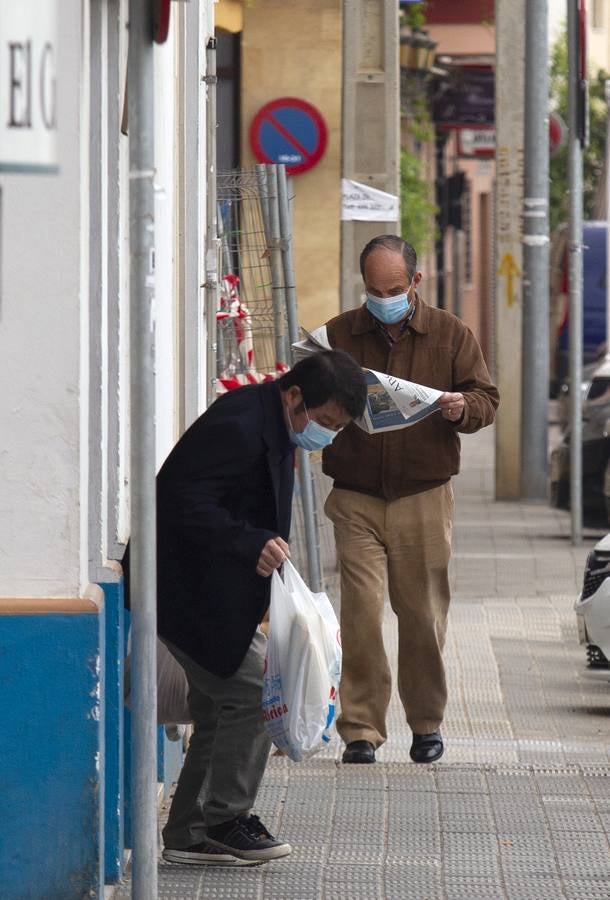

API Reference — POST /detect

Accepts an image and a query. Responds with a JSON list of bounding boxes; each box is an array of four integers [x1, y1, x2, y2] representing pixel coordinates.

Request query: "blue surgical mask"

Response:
[[366, 280, 413, 324], [288, 404, 339, 451]]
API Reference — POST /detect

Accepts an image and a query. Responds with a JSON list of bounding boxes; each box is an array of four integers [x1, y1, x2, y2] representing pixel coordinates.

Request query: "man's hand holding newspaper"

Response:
[[292, 326, 442, 435]]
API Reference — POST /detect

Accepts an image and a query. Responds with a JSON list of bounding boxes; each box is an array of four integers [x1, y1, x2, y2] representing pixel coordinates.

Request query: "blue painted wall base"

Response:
[[0, 599, 104, 900], [101, 576, 125, 883]]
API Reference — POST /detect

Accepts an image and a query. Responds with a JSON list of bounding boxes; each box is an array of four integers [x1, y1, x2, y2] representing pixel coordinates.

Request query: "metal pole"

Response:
[[128, 0, 158, 896], [277, 166, 323, 592], [435, 129, 447, 310], [451, 229, 461, 318], [204, 37, 219, 405], [520, 0, 549, 499], [255, 163, 272, 245], [451, 150, 461, 319], [605, 80, 610, 356], [265, 165, 289, 366], [568, 0, 583, 543], [277, 168, 298, 347], [216, 207, 228, 376]]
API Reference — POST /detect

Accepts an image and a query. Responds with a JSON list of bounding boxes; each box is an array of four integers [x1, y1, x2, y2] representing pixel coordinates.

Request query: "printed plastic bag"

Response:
[[124, 637, 192, 726], [262, 559, 342, 762]]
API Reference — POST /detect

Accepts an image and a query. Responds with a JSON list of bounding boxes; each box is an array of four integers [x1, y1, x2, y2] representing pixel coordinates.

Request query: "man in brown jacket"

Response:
[[322, 234, 499, 764]]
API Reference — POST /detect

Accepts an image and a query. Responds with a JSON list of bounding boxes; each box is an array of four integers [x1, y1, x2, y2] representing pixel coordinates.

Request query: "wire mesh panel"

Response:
[[217, 166, 323, 591], [217, 170, 289, 387]]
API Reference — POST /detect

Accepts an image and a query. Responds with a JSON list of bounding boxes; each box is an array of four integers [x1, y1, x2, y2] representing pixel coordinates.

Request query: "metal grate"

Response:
[[581, 549, 610, 600], [216, 169, 289, 382], [582, 566, 610, 600]]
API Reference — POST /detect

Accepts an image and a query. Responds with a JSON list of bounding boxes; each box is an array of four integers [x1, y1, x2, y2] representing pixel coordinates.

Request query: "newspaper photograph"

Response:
[[292, 326, 442, 434]]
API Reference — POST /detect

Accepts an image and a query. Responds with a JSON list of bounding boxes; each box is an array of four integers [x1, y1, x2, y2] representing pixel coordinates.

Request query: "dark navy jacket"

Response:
[[126, 381, 294, 677]]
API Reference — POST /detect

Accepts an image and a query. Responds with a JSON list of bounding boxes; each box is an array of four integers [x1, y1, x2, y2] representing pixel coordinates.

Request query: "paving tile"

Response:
[[115, 428, 610, 899]]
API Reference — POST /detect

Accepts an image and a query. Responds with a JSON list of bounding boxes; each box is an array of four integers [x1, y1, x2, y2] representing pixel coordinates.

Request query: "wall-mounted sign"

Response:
[[457, 127, 496, 158], [433, 66, 495, 127], [0, 1, 58, 174], [341, 179, 399, 222], [249, 98, 327, 176]]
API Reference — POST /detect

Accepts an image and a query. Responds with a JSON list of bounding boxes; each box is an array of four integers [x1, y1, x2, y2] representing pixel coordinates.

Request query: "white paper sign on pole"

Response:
[[0, 1, 58, 173], [341, 179, 399, 222]]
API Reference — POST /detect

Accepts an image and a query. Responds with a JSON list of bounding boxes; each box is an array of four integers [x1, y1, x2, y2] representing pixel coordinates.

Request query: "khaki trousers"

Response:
[[324, 483, 454, 745]]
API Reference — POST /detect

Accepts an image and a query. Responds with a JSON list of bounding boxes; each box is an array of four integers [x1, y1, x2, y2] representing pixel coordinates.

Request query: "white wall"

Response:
[[0, 0, 217, 597], [154, 25, 178, 467], [0, 0, 85, 597]]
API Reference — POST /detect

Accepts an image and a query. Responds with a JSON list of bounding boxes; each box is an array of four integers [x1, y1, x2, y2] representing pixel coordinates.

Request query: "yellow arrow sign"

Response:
[[497, 253, 521, 307]]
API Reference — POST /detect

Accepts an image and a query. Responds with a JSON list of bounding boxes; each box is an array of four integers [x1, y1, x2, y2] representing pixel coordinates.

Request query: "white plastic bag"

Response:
[[262, 559, 342, 762], [124, 637, 192, 726]]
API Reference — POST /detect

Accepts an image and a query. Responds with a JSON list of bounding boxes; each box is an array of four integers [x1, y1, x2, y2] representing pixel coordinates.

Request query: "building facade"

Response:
[[0, 1, 214, 894]]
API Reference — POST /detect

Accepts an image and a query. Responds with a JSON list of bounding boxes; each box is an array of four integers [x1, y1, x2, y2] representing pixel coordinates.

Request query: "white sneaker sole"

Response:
[[204, 837, 293, 862], [162, 848, 263, 867]]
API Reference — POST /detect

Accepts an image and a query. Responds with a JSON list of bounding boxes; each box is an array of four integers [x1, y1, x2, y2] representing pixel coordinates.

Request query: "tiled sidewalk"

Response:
[[116, 428, 610, 899]]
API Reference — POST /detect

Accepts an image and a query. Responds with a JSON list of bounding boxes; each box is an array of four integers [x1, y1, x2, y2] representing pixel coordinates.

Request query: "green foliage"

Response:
[[549, 26, 609, 231], [402, 78, 435, 142], [399, 2, 437, 250], [400, 2, 426, 30], [400, 148, 438, 250]]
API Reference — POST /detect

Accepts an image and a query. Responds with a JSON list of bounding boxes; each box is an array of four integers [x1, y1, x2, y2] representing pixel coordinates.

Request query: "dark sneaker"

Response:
[[162, 840, 263, 867], [206, 814, 292, 861]]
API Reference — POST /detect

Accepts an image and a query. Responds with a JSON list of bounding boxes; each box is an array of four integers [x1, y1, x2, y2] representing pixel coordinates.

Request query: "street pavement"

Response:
[[115, 427, 610, 899]]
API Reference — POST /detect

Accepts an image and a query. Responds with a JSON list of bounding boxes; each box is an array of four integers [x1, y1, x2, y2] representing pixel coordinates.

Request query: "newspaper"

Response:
[[292, 326, 442, 434], [291, 325, 333, 359]]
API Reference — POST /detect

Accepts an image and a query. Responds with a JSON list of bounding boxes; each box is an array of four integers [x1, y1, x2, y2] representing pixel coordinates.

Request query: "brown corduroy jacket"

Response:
[[322, 298, 500, 501]]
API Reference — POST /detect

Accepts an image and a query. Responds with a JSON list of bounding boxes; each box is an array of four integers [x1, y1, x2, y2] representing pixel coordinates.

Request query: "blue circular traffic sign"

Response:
[[249, 97, 328, 176]]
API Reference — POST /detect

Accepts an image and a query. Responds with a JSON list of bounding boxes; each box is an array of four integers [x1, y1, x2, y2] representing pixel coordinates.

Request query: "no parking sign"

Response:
[[249, 98, 328, 176]]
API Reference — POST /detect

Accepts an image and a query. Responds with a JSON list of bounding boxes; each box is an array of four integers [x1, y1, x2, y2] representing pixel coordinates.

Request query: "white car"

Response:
[[575, 532, 610, 672]]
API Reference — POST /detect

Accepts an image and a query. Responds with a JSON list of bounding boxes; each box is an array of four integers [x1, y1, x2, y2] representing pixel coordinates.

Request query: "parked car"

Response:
[[555, 359, 601, 432], [550, 355, 610, 524], [550, 221, 607, 397], [575, 532, 610, 669]]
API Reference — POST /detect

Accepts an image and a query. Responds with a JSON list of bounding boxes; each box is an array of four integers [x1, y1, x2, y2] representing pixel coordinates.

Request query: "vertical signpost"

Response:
[[521, 0, 549, 500], [129, 0, 157, 896], [606, 82, 610, 392], [494, 0, 525, 499], [567, 0, 587, 545]]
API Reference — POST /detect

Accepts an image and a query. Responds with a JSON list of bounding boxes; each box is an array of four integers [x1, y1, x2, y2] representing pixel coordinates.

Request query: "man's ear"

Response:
[[286, 385, 303, 408]]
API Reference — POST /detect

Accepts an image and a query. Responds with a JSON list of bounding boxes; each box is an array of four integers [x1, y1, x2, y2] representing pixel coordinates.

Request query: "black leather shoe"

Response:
[[410, 731, 444, 764], [342, 740, 376, 764]]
